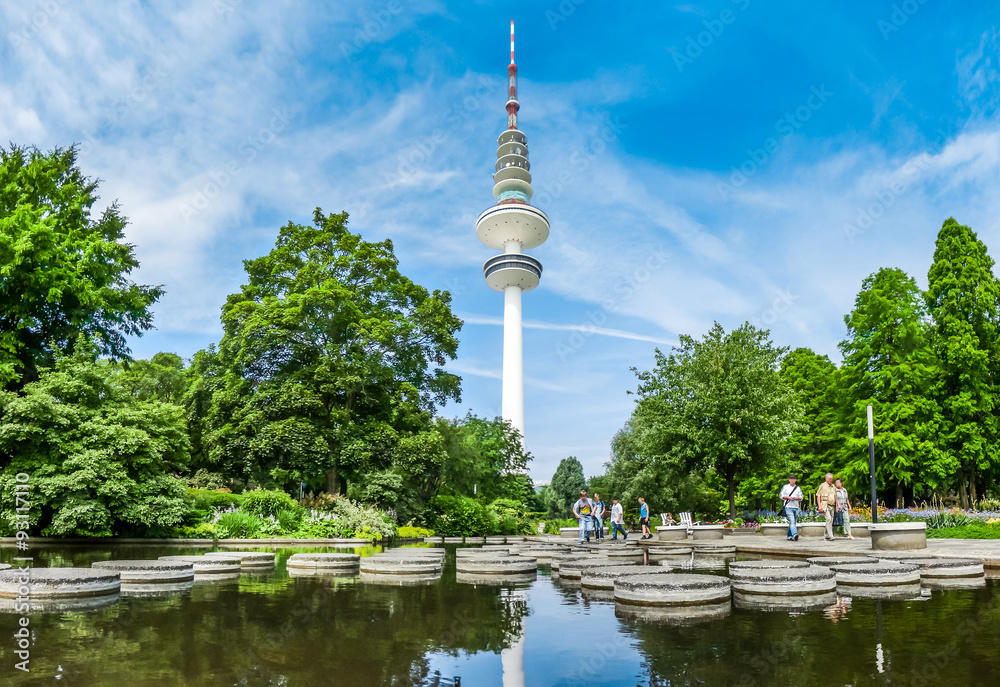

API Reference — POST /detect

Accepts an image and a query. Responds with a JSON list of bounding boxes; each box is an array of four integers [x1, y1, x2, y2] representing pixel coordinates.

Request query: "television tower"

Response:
[[476, 20, 549, 445]]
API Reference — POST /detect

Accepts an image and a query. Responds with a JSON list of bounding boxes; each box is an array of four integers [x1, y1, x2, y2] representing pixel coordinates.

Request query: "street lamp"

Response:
[[867, 404, 877, 524]]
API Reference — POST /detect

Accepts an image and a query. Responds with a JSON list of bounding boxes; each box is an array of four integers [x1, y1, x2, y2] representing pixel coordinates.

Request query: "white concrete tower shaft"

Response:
[[476, 20, 548, 446]]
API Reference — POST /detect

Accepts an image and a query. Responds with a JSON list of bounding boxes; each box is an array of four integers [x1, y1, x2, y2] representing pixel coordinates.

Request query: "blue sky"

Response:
[[2, 1, 999, 482]]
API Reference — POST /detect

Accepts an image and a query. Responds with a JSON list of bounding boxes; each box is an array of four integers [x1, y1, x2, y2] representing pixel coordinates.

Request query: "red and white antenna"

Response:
[[507, 20, 519, 130], [510, 19, 515, 64]]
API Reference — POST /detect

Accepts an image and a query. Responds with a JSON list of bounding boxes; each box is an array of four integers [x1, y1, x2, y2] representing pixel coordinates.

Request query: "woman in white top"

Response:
[[834, 478, 854, 540]]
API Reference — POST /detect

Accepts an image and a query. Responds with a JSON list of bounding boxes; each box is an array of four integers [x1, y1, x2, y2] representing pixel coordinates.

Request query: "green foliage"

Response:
[[300, 491, 339, 511], [0, 341, 190, 537], [206, 208, 462, 497], [176, 522, 218, 539], [926, 523, 1000, 539], [187, 469, 231, 491], [836, 268, 946, 500], [427, 495, 495, 536], [276, 508, 304, 532], [118, 352, 188, 404], [925, 218, 1000, 507], [396, 525, 434, 538], [294, 497, 395, 540], [241, 488, 298, 518], [0, 145, 162, 387], [546, 456, 586, 517], [779, 349, 839, 487], [620, 322, 801, 518], [214, 510, 262, 538], [433, 414, 531, 503]]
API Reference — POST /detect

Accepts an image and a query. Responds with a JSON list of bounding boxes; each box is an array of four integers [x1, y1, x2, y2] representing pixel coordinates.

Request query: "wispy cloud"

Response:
[[459, 313, 677, 346]]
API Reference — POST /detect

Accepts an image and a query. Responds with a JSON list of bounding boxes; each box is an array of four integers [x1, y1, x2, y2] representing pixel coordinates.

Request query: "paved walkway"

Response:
[[700, 535, 1000, 571], [530, 533, 1000, 570]]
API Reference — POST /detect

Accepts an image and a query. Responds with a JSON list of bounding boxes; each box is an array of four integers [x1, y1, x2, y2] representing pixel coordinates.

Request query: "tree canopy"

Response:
[[204, 209, 463, 495], [626, 322, 801, 518], [0, 145, 161, 388]]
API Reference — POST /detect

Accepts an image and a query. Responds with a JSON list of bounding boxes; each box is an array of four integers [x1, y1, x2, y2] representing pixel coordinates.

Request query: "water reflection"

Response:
[[1, 545, 999, 685]]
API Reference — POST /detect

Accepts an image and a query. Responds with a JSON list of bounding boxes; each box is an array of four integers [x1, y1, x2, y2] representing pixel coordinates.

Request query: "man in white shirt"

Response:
[[610, 497, 627, 540], [572, 489, 594, 544], [779, 474, 803, 541]]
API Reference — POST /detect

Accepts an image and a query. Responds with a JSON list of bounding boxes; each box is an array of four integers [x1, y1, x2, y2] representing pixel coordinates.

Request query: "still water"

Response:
[[1, 544, 998, 686]]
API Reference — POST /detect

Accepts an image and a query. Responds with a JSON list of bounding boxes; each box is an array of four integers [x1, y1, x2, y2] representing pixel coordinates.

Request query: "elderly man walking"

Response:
[[816, 473, 838, 541]]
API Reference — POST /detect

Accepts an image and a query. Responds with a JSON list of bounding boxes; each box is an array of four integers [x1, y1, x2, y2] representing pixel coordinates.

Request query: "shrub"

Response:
[[428, 495, 496, 536], [397, 525, 434, 539], [214, 510, 262, 538], [242, 488, 298, 518], [188, 469, 230, 491], [292, 498, 395, 541], [276, 508, 304, 533], [300, 492, 339, 511], [176, 522, 218, 539]]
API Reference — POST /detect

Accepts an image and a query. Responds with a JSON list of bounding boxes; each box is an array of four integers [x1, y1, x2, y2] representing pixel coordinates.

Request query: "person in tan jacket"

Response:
[[816, 473, 837, 540]]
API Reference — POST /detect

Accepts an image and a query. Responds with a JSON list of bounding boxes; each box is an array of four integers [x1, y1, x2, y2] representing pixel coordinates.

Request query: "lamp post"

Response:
[[867, 404, 877, 524]]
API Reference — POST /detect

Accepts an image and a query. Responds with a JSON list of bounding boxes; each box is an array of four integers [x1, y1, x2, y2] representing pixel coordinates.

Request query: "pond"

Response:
[[1, 544, 999, 686]]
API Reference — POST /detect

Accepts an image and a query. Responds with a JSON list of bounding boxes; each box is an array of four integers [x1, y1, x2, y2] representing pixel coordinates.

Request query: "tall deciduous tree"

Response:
[[925, 218, 1000, 507], [780, 348, 839, 485], [434, 414, 531, 503], [0, 146, 162, 387], [836, 268, 945, 503], [546, 456, 586, 517], [630, 322, 800, 518], [211, 209, 461, 494]]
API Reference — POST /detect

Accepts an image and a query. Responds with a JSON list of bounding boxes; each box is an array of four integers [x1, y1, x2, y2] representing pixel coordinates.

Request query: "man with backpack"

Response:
[[779, 474, 803, 541], [572, 489, 594, 544]]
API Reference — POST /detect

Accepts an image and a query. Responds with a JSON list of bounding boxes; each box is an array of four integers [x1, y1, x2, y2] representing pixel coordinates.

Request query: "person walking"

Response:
[[816, 473, 837, 541], [573, 489, 594, 544], [592, 492, 606, 541], [779, 474, 803, 541], [834, 478, 854, 540], [610, 497, 627, 540], [638, 497, 651, 539]]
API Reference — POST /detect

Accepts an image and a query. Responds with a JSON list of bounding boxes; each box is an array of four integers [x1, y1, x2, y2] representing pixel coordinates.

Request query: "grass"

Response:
[[927, 523, 1000, 539]]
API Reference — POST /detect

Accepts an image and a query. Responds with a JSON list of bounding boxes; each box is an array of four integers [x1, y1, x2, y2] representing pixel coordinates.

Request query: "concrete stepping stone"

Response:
[[647, 546, 693, 557], [209, 551, 276, 569], [455, 556, 537, 575], [581, 564, 665, 590], [92, 560, 194, 584], [0, 567, 121, 601], [807, 556, 877, 567], [158, 555, 242, 575], [729, 565, 836, 595], [286, 553, 361, 572], [728, 560, 811, 571], [614, 572, 732, 607], [556, 557, 623, 580], [605, 549, 645, 563], [904, 558, 985, 579], [826, 562, 921, 586], [360, 555, 442, 575]]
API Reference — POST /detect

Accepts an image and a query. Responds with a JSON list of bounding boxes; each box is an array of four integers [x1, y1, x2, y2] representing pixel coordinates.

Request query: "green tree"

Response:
[[118, 352, 189, 404], [629, 322, 800, 519], [0, 340, 190, 536], [836, 268, 945, 504], [433, 414, 531, 503], [925, 218, 1000, 506], [779, 348, 839, 485], [209, 209, 462, 495], [0, 145, 162, 387], [546, 456, 586, 517]]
